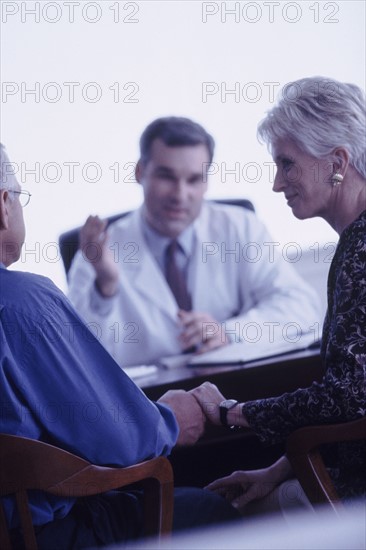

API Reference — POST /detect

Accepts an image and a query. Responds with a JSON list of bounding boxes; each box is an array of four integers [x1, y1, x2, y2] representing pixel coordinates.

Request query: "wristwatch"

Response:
[[219, 399, 239, 427]]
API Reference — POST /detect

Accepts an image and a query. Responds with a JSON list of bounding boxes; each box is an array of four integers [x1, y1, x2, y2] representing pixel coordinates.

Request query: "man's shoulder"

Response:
[[195, 201, 272, 244], [0, 268, 63, 310], [0, 267, 54, 287], [200, 200, 257, 228], [203, 199, 255, 216], [109, 209, 139, 234]]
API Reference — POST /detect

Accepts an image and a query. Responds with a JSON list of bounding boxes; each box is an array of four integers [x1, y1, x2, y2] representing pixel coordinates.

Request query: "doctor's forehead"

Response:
[[148, 139, 210, 166]]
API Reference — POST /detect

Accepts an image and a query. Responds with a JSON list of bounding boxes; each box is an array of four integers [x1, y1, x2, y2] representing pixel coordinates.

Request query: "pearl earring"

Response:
[[332, 173, 344, 186]]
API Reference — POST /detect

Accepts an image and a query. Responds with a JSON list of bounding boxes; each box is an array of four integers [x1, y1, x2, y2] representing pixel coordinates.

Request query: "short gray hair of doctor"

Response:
[[257, 76, 366, 179], [0, 144, 17, 192]]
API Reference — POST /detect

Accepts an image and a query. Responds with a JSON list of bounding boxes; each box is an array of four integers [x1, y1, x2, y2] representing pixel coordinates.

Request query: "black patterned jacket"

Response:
[[243, 210, 366, 498]]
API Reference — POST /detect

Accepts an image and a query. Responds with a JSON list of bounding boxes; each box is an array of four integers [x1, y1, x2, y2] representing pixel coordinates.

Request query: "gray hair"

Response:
[[0, 144, 17, 193], [257, 77, 366, 179]]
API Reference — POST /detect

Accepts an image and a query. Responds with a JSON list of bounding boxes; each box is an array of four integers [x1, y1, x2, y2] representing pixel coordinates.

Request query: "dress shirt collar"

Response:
[[140, 211, 196, 261]]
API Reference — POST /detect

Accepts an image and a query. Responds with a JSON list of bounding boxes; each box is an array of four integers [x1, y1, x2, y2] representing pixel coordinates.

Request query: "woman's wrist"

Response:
[[269, 456, 293, 482], [227, 403, 250, 428]]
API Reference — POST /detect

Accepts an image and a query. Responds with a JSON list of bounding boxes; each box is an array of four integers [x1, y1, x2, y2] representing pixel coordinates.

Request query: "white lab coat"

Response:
[[68, 203, 321, 366]]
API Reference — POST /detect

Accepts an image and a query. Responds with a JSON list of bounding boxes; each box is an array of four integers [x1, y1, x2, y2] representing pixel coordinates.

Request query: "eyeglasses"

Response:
[[11, 190, 32, 207]]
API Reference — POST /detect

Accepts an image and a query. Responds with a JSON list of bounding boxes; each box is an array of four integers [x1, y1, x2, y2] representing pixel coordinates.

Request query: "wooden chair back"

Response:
[[286, 416, 366, 514], [0, 434, 174, 549]]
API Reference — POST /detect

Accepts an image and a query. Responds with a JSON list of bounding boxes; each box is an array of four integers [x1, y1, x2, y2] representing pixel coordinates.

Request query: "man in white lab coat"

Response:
[[68, 117, 320, 367]]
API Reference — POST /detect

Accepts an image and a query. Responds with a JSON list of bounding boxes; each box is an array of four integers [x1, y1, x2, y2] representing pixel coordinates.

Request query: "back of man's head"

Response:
[[0, 144, 17, 192], [139, 117, 215, 166]]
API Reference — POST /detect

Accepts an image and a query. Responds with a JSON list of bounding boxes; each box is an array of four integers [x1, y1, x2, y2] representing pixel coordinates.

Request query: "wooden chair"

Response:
[[286, 416, 366, 515], [58, 198, 255, 276], [0, 434, 174, 550]]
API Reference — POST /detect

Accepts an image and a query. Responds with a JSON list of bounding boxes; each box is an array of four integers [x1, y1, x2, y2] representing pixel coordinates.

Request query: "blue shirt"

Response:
[[0, 265, 178, 527]]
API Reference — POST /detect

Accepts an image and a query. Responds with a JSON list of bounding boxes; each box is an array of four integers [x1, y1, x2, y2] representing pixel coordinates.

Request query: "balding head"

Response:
[[0, 145, 26, 267]]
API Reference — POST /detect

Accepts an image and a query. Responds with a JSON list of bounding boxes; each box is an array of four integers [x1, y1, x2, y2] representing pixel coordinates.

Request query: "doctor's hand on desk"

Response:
[[158, 390, 206, 446], [178, 310, 229, 353], [79, 215, 119, 297]]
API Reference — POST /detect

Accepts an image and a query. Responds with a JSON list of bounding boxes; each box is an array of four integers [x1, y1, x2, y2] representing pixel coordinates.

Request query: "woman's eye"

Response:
[[282, 160, 294, 173]]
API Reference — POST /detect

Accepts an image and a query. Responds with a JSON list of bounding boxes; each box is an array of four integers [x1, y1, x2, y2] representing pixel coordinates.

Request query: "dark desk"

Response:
[[136, 349, 323, 486], [138, 348, 323, 402]]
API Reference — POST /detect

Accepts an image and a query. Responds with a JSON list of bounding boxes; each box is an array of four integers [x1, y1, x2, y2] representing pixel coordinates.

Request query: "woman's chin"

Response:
[[290, 206, 309, 220]]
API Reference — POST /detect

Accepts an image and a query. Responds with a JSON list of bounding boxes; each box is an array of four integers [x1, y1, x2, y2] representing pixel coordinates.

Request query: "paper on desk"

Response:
[[188, 332, 319, 366], [123, 365, 158, 379], [158, 354, 194, 369]]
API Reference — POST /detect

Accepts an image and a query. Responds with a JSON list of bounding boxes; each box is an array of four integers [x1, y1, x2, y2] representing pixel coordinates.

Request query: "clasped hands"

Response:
[[159, 382, 292, 514], [158, 382, 232, 446]]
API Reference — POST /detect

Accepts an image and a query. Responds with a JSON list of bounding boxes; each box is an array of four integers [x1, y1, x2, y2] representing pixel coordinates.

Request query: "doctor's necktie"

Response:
[[165, 239, 192, 311]]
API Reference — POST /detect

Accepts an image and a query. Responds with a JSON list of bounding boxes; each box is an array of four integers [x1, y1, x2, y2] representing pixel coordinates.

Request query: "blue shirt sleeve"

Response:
[[0, 269, 178, 464], [0, 268, 178, 526]]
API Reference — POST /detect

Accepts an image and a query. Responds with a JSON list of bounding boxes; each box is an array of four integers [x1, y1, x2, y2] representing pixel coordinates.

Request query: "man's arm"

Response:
[[182, 205, 321, 355], [222, 214, 322, 347], [1, 272, 180, 466], [78, 215, 119, 297], [158, 389, 206, 445], [67, 217, 123, 348]]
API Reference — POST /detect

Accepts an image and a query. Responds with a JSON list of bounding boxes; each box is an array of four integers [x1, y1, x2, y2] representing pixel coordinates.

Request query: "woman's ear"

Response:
[[332, 147, 350, 176]]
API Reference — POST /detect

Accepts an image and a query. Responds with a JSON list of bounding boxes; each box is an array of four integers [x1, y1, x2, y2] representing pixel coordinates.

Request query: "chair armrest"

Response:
[[286, 417, 366, 513], [287, 416, 366, 454]]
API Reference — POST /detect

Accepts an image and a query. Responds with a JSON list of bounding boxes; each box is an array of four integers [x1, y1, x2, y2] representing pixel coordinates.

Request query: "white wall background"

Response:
[[1, 0, 365, 291]]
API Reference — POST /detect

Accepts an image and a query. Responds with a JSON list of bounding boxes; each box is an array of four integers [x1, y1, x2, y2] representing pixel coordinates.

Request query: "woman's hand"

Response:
[[205, 456, 293, 513], [189, 382, 226, 425]]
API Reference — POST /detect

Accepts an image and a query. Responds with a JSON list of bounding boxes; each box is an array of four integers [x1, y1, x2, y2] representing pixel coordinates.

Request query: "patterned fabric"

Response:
[[242, 210, 366, 498]]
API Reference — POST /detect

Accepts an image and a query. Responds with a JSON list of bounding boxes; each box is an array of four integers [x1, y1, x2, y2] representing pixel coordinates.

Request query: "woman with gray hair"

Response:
[[191, 76, 365, 515]]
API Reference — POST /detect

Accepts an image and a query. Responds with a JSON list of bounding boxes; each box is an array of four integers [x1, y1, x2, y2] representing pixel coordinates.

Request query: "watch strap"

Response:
[[219, 399, 239, 426]]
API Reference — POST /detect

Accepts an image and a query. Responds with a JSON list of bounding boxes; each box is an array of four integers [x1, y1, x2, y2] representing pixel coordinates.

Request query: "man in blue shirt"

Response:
[[0, 144, 238, 547]]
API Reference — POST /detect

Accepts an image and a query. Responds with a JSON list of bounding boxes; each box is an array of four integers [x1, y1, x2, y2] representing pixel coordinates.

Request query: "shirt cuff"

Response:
[[89, 281, 119, 316]]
